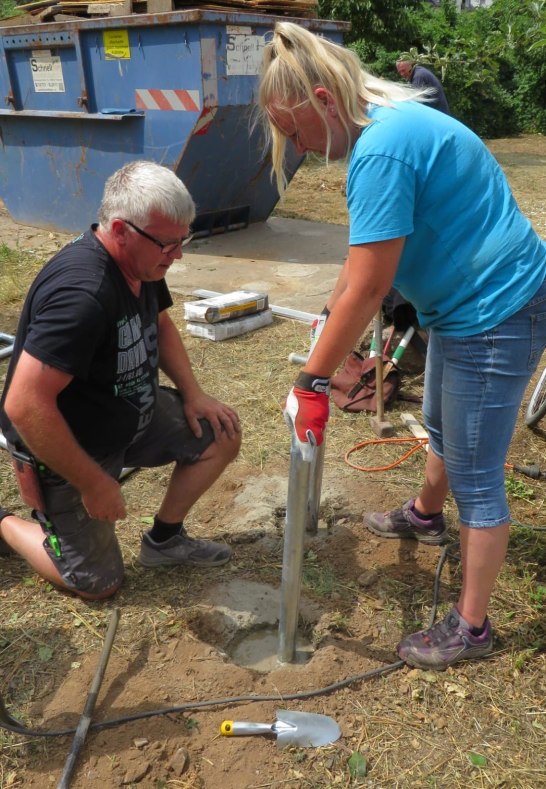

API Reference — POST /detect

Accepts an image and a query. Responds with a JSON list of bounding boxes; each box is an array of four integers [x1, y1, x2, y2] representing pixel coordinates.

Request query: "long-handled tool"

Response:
[[57, 608, 120, 789], [368, 310, 394, 437], [220, 709, 341, 748]]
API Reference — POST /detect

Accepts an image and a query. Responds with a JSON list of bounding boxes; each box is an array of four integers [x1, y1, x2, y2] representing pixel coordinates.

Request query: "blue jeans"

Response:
[[423, 279, 546, 528]]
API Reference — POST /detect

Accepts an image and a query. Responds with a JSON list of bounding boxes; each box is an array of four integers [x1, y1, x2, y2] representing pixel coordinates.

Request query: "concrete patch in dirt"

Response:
[[193, 578, 320, 671], [228, 471, 351, 534]]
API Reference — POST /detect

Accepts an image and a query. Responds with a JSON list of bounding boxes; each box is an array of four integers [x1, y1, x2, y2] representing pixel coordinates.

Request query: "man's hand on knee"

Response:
[[81, 473, 126, 522]]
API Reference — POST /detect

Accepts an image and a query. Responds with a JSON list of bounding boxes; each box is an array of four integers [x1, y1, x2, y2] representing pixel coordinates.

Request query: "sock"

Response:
[[456, 606, 486, 636], [0, 507, 14, 526], [470, 621, 487, 636], [149, 516, 183, 543], [411, 503, 442, 521]]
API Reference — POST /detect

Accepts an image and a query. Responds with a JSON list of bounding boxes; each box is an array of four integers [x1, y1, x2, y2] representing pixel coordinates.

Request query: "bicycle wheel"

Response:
[[525, 366, 546, 427]]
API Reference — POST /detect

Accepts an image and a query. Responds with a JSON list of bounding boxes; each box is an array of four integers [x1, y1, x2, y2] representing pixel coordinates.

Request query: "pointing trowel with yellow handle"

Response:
[[220, 709, 341, 748]]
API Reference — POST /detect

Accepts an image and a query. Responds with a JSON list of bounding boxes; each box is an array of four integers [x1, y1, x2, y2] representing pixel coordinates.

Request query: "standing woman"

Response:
[[257, 22, 546, 670]]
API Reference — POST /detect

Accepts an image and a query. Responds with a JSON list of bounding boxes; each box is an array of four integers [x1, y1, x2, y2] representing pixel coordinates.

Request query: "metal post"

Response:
[[278, 432, 312, 664], [306, 438, 325, 535]]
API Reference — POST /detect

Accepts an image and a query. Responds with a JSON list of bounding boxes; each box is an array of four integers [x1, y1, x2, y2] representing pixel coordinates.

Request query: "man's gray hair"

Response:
[[98, 160, 196, 230]]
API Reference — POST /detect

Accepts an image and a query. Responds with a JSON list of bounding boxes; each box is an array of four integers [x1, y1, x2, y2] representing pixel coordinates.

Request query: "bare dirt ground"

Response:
[[1, 135, 546, 789]]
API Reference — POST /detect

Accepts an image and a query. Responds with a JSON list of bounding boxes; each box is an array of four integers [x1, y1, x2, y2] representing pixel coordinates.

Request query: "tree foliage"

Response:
[[318, 0, 422, 48], [320, 0, 546, 137]]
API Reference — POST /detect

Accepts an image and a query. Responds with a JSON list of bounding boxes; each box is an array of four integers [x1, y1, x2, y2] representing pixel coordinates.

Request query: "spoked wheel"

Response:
[[525, 366, 546, 428]]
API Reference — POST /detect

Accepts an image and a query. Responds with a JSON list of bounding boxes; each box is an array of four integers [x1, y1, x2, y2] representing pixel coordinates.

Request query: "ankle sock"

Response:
[[149, 516, 183, 543], [470, 621, 487, 636], [411, 503, 442, 521], [0, 507, 14, 526], [456, 607, 487, 636]]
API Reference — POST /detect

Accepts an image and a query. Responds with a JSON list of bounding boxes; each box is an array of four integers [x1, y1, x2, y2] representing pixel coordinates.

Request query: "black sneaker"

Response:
[[397, 607, 493, 670], [364, 499, 449, 545], [138, 528, 231, 568]]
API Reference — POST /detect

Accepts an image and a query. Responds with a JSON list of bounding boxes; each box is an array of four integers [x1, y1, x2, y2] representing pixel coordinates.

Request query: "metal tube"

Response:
[[306, 438, 325, 535], [1, 430, 135, 481], [288, 353, 309, 365], [57, 608, 120, 789], [278, 433, 312, 664], [0, 333, 15, 360]]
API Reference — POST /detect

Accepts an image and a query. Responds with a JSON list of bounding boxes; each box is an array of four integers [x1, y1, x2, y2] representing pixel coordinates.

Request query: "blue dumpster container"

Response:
[[0, 10, 348, 233]]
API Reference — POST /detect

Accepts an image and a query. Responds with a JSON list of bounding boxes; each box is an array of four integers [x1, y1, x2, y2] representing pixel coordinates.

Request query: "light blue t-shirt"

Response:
[[347, 101, 546, 335]]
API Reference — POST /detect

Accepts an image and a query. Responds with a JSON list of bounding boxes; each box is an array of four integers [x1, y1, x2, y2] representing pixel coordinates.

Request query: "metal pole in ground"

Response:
[[278, 431, 313, 664], [306, 439, 325, 535]]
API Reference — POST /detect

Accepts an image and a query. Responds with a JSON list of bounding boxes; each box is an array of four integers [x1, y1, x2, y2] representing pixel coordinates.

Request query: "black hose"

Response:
[[56, 608, 120, 789], [0, 531, 539, 740], [0, 545, 452, 739]]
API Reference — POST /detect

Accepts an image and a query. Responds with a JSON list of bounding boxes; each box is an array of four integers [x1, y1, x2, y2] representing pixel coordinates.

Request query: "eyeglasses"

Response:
[[122, 219, 193, 254]]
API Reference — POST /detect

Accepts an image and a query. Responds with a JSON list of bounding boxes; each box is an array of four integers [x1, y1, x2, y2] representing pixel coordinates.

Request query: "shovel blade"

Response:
[[274, 709, 341, 748]]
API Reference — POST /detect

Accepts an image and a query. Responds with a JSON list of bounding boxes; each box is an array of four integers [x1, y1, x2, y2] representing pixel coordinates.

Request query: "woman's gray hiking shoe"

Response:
[[139, 528, 231, 568], [364, 499, 448, 545], [397, 607, 493, 670]]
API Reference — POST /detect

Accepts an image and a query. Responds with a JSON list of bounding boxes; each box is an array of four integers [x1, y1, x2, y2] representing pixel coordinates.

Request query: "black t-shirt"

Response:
[[0, 227, 172, 457]]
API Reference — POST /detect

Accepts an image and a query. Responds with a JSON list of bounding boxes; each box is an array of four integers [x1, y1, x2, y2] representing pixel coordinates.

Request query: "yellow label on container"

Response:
[[103, 30, 131, 60]]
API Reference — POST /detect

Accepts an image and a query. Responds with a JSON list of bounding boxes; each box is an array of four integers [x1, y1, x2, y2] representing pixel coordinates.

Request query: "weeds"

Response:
[[0, 245, 43, 306]]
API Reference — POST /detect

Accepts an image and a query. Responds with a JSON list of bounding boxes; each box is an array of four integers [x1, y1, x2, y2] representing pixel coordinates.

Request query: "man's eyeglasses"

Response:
[[122, 219, 193, 254]]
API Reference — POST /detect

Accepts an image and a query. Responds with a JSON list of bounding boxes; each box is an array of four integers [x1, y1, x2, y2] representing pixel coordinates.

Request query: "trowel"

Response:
[[220, 709, 341, 748]]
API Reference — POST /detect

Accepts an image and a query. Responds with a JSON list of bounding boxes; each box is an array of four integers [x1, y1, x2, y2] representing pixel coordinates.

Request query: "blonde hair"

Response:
[[257, 22, 427, 194]]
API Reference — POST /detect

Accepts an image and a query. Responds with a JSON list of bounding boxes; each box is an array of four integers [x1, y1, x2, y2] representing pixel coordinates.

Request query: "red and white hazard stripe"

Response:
[[135, 89, 200, 112], [193, 107, 217, 136]]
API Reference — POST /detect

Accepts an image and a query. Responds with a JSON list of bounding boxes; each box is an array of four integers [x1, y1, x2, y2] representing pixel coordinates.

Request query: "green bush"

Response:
[[325, 0, 546, 138], [0, 0, 19, 18]]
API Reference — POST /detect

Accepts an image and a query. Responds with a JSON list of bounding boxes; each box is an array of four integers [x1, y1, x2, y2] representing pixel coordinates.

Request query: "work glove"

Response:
[[309, 306, 330, 353], [284, 372, 330, 462]]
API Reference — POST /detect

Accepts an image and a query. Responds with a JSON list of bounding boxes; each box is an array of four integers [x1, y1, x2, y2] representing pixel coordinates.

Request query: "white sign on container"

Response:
[[30, 50, 65, 93], [225, 30, 265, 76]]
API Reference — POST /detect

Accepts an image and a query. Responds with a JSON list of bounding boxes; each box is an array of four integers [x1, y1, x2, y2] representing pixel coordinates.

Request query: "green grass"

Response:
[[0, 244, 44, 306]]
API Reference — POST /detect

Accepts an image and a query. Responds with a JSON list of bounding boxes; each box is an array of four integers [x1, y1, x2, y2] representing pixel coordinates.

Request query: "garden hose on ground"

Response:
[[0, 545, 457, 738], [1, 469, 544, 737]]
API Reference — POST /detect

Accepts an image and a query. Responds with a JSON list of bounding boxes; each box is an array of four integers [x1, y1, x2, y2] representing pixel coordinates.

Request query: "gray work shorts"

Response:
[[38, 387, 215, 596]]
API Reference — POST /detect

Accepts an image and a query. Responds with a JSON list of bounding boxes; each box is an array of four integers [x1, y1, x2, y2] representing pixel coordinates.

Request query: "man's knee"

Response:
[[74, 577, 123, 601], [226, 429, 242, 461]]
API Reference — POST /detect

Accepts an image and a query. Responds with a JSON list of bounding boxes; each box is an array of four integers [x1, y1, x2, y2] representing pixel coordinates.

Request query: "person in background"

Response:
[[257, 22, 546, 670], [0, 160, 241, 600], [396, 57, 450, 114]]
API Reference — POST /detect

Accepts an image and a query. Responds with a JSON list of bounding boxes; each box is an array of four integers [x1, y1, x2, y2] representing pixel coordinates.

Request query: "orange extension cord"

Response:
[[345, 435, 515, 474]]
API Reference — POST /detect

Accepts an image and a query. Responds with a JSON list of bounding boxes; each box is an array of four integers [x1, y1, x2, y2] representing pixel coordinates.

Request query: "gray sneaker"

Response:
[[139, 528, 232, 568], [397, 607, 493, 670], [364, 499, 448, 545]]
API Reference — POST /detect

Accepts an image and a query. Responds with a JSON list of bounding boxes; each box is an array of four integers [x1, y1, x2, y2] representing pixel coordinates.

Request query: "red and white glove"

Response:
[[283, 372, 330, 461], [309, 306, 330, 353]]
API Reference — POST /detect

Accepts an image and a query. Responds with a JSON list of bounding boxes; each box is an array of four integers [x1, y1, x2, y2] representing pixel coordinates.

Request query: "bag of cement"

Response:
[[184, 290, 269, 324], [186, 309, 273, 341]]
